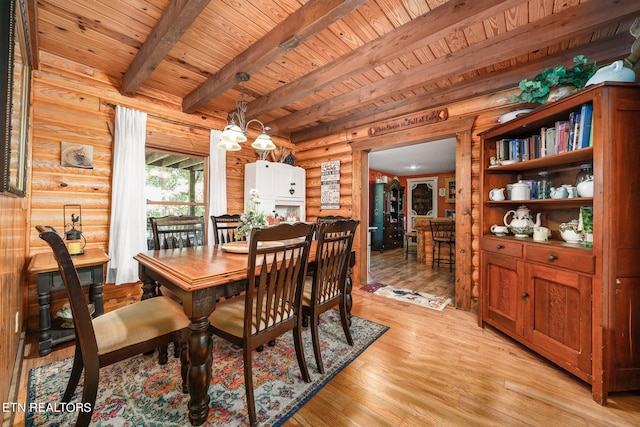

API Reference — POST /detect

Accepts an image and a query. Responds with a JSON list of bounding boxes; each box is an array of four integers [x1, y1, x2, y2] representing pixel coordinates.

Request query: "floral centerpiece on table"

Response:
[[236, 189, 268, 240]]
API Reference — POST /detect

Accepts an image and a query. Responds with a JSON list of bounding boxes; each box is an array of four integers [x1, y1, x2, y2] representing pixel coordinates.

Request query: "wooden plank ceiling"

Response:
[[29, 0, 640, 142]]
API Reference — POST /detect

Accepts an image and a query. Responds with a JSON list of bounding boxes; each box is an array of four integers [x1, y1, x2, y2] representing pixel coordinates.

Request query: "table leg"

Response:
[[187, 317, 212, 426], [89, 264, 104, 316], [37, 278, 52, 356]]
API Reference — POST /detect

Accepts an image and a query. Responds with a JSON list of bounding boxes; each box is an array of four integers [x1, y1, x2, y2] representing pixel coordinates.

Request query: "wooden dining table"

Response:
[[134, 241, 354, 426]]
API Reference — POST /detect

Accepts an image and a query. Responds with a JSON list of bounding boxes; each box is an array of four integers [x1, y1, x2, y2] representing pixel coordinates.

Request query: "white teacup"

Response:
[[490, 225, 509, 236]]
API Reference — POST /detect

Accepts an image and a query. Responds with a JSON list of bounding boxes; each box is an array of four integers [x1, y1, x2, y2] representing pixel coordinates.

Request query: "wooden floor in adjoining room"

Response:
[[368, 247, 455, 300], [13, 265, 640, 426]]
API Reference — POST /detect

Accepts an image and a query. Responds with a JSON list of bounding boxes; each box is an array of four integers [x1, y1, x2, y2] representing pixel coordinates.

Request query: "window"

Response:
[[145, 150, 206, 247]]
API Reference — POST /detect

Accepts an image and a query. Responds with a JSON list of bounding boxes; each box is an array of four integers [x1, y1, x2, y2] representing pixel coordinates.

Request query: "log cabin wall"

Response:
[[0, 194, 28, 406], [296, 90, 520, 312]]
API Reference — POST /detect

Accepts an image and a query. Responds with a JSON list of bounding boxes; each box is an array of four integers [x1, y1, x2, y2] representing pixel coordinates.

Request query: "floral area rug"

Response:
[[26, 310, 388, 427], [361, 282, 451, 311]]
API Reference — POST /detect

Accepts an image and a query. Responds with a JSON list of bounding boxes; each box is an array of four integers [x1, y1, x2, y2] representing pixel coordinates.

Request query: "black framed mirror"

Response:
[[1, 0, 31, 196]]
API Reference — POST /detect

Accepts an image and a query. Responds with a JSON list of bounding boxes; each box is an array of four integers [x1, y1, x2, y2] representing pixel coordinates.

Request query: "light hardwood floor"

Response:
[[12, 264, 640, 426]]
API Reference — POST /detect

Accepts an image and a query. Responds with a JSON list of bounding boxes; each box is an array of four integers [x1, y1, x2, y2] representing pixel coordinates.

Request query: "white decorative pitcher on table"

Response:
[[503, 205, 541, 238]]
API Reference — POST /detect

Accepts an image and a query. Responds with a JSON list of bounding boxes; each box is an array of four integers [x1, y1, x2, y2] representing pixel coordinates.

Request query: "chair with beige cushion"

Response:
[[316, 215, 349, 223], [36, 226, 190, 427], [148, 215, 206, 362], [208, 222, 314, 427], [149, 215, 206, 249], [210, 214, 243, 244], [302, 219, 359, 374]]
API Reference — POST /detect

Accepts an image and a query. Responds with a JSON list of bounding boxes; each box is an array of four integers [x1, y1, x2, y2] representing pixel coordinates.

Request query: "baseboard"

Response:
[[2, 330, 26, 427]]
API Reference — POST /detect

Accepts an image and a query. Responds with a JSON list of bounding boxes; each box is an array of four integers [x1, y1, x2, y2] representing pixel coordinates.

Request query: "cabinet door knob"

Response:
[[522, 292, 529, 298], [548, 254, 558, 261], [496, 244, 504, 250]]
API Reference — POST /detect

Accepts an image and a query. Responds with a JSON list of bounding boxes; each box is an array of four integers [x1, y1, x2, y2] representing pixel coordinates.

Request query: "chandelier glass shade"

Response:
[[218, 72, 275, 152]]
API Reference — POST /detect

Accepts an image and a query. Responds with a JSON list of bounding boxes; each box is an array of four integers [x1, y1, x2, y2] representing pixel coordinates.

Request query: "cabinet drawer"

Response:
[[526, 246, 594, 274], [481, 238, 523, 258]]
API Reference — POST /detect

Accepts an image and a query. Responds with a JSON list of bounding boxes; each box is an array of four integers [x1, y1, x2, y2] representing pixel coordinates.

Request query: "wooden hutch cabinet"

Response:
[[479, 83, 640, 404], [370, 179, 404, 251]]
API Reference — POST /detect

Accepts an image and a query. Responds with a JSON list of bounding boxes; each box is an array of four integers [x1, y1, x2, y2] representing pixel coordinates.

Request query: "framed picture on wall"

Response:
[[1, 0, 31, 196], [445, 177, 456, 203]]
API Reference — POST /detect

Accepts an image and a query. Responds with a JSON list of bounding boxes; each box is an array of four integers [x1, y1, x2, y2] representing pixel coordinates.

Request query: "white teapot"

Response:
[[504, 205, 541, 238], [586, 60, 636, 86], [577, 176, 594, 197]]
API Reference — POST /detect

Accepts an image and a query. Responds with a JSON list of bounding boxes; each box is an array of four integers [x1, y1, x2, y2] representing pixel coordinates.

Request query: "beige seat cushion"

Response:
[[301, 277, 313, 306], [302, 277, 336, 306], [209, 297, 292, 338], [93, 296, 189, 355]]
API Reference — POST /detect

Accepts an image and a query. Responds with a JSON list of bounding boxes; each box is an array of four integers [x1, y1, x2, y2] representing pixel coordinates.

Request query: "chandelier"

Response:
[[218, 72, 275, 153]]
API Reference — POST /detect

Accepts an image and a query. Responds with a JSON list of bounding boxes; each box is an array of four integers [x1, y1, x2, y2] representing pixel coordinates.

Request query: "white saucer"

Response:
[[500, 160, 519, 165]]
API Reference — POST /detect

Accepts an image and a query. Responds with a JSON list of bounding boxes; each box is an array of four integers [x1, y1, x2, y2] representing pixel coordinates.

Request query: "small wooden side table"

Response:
[[27, 248, 109, 356]]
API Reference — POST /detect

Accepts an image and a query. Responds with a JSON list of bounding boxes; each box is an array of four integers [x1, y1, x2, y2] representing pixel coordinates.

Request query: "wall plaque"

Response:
[[368, 108, 448, 137], [320, 160, 340, 209]]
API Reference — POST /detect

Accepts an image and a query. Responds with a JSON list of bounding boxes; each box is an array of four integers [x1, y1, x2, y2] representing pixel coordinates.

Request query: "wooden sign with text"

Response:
[[368, 108, 448, 137]]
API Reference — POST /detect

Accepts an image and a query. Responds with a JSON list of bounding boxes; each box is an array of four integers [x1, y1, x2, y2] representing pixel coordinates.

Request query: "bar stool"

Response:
[[405, 231, 418, 259], [429, 220, 455, 271]]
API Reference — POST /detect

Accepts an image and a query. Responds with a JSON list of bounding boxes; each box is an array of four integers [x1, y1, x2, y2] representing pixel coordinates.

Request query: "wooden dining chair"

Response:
[[208, 222, 315, 427], [302, 219, 359, 374], [210, 214, 242, 244], [316, 215, 349, 223], [36, 226, 190, 427], [149, 215, 206, 249], [148, 215, 205, 362]]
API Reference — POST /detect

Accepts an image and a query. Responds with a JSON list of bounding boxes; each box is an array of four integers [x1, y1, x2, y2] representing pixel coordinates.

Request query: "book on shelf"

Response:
[[568, 111, 581, 152], [555, 120, 571, 153], [545, 127, 556, 156], [578, 103, 593, 149]]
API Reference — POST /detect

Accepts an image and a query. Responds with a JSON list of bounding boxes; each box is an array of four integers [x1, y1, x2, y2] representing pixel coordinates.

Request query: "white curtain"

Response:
[[208, 130, 227, 244], [107, 106, 148, 285]]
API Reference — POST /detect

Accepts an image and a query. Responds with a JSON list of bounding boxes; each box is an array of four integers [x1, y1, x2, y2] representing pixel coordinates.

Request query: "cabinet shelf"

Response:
[[487, 147, 593, 172], [486, 197, 592, 208], [370, 180, 404, 251]]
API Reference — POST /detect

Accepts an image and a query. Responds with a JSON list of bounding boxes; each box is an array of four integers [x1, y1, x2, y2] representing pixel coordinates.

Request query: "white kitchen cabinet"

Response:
[[244, 160, 306, 221], [273, 164, 305, 199]]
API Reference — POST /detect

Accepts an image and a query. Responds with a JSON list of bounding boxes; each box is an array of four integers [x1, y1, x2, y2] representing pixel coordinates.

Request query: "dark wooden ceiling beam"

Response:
[[181, 0, 367, 113], [246, 0, 522, 119], [290, 34, 630, 142], [120, 0, 211, 96], [271, 0, 640, 133], [24, 0, 40, 69]]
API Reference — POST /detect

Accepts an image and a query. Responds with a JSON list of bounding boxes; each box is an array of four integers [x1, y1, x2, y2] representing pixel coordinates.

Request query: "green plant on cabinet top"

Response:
[[510, 55, 597, 104]]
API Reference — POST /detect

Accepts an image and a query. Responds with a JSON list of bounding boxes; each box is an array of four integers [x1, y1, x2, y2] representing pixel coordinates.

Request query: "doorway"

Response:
[[366, 147, 452, 301], [353, 116, 475, 310]]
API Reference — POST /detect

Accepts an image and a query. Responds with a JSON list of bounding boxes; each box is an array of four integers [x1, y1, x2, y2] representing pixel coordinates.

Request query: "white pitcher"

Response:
[[489, 188, 505, 201]]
